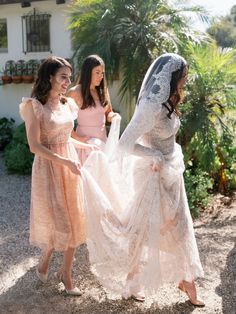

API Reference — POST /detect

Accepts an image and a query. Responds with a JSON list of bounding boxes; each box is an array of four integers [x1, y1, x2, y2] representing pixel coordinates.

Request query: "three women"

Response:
[[21, 53, 204, 306]]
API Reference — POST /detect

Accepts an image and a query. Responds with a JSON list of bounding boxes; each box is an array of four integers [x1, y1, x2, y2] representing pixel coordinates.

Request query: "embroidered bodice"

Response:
[[143, 105, 180, 156], [19, 97, 78, 146]]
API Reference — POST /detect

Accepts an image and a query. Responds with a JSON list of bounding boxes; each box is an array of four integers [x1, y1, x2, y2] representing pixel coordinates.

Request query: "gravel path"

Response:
[[0, 151, 235, 314]]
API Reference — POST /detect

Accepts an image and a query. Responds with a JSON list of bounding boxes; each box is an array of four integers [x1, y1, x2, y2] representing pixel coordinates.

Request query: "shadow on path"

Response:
[[0, 265, 196, 314], [216, 240, 236, 314]]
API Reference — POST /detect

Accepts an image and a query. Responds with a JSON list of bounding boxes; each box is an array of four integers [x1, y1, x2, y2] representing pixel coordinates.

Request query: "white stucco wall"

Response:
[[108, 80, 134, 131], [0, 0, 73, 125], [0, 0, 130, 130]]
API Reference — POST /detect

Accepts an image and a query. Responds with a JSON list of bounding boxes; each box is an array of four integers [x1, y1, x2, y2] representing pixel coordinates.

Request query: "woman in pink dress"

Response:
[[67, 54, 119, 163], [19, 56, 96, 295]]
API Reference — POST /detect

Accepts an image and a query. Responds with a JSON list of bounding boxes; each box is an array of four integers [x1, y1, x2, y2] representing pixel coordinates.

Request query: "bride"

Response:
[[81, 53, 205, 306]]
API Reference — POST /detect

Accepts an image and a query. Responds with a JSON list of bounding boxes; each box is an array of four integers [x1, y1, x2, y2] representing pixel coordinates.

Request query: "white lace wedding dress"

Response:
[[81, 53, 204, 299]]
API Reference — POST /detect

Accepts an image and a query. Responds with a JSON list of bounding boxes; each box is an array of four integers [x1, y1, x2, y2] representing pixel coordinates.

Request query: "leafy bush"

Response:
[[184, 168, 214, 218], [4, 123, 33, 174], [214, 130, 236, 193], [0, 117, 15, 150], [179, 44, 236, 195]]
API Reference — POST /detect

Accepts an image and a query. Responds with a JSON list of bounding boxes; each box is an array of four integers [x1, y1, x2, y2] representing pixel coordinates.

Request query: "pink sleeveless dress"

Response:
[[19, 97, 85, 251], [76, 101, 107, 163]]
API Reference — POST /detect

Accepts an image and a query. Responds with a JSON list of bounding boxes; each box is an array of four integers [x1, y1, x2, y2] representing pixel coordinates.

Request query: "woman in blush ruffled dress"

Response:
[[19, 56, 96, 296], [67, 54, 120, 163]]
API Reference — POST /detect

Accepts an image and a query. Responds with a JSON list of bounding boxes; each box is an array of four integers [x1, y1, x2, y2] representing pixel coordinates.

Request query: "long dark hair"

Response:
[[31, 56, 72, 105], [75, 54, 109, 109], [163, 62, 186, 118]]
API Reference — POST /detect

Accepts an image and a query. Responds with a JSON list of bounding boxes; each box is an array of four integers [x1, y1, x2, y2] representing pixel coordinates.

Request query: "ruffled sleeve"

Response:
[[67, 97, 79, 120], [19, 97, 43, 121]]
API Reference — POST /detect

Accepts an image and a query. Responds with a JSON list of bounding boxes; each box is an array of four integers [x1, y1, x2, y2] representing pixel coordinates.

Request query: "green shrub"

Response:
[[216, 131, 236, 192], [184, 167, 214, 218], [178, 44, 236, 195], [0, 117, 15, 150], [4, 123, 33, 174]]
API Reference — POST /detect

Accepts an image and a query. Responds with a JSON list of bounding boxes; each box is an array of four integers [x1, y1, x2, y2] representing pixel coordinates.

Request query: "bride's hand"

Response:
[[150, 162, 161, 172], [150, 154, 164, 172]]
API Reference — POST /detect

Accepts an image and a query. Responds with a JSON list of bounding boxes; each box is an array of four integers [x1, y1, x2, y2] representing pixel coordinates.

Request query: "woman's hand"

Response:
[[85, 144, 99, 151], [150, 154, 164, 172], [71, 130, 90, 143], [66, 159, 81, 175], [150, 162, 161, 172], [77, 136, 91, 143], [111, 112, 121, 120], [107, 112, 121, 123]]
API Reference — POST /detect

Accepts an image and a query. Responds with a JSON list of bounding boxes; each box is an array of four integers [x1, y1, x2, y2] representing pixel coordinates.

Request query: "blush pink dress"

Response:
[[19, 97, 85, 251], [76, 101, 107, 163]]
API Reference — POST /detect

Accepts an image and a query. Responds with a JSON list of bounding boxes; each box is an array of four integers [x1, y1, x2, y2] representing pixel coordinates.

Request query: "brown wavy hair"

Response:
[[75, 54, 109, 109], [31, 56, 72, 105], [163, 62, 187, 118]]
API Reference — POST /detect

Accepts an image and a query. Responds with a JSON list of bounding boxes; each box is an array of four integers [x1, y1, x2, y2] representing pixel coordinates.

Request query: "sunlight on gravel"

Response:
[[0, 257, 37, 294], [0, 151, 235, 314]]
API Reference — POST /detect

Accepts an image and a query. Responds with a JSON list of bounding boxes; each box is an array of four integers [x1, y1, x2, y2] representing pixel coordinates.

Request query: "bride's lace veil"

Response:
[[137, 53, 187, 109]]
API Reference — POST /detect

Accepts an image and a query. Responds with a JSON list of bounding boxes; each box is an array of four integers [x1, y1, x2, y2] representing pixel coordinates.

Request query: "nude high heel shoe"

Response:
[[123, 274, 145, 302], [131, 291, 145, 302], [36, 267, 48, 283], [36, 252, 52, 283], [122, 290, 145, 302], [54, 272, 82, 296], [178, 281, 205, 307]]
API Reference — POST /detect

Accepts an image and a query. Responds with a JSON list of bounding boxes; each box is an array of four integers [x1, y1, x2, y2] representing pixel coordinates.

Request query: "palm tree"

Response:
[[179, 43, 236, 193], [68, 0, 208, 108]]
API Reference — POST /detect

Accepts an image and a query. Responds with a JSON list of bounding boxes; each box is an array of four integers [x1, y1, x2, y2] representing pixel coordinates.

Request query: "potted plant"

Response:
[[22, 60, 34, 83], [32, 59, 41, 81], [1, 68, 12, 84], [12, 60, 23, 83], [1, 60, 15, 84]]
